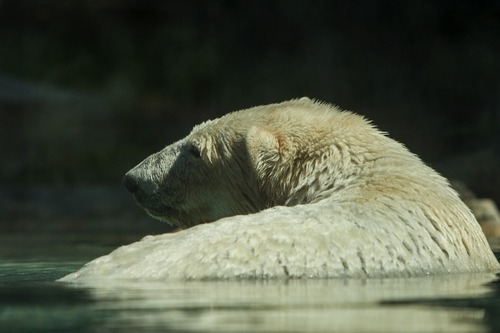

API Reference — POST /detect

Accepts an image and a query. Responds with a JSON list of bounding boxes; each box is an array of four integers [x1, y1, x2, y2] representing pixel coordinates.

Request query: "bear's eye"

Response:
[[187, 144, 202, 159]]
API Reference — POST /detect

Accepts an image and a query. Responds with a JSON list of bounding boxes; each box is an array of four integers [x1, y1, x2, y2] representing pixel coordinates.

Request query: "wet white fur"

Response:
[[61, 98, 499, 281]]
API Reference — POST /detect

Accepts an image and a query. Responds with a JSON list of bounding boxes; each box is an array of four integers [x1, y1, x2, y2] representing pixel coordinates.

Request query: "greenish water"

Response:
[[1, 234, 499, 333]]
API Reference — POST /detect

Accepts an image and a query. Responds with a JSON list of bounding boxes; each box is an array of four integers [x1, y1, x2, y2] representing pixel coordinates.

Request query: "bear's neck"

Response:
[[255, 144, 361, 207], [263, 137, 422, 208], [287, 153, 363, 206]]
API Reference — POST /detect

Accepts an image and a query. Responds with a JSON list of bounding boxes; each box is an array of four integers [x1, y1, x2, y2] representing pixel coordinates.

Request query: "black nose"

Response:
[[122, 174, 139, 194]]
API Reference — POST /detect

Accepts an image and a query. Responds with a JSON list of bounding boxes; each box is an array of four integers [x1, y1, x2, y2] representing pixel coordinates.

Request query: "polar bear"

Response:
[[61, 98, 499, 282]]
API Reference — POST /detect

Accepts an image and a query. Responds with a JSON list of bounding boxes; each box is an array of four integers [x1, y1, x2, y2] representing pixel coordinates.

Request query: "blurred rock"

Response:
[[466, 199, 500, 238], [440, 150, 500, 206], [451, 180, 500, 239]]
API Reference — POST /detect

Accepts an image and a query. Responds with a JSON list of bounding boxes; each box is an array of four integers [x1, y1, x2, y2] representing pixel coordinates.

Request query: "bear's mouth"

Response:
[[132, 195, 178, 221], [142, 203, 175, 216], [132, 191, 177, 214], [144, 206, 180, 223], [145, 209, 170, 222]]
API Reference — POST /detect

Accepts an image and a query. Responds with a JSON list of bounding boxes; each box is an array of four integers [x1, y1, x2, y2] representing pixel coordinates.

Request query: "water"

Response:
[[1, 234, 500, 333]]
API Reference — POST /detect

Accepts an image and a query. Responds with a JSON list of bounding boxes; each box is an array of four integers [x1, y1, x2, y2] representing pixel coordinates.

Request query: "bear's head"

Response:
[[122, 116, 263, 228], [122, 98, 397, 228]]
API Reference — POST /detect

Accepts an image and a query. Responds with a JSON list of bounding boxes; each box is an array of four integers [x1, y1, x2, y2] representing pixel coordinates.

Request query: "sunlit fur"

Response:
[[63, 98, 499, 281]]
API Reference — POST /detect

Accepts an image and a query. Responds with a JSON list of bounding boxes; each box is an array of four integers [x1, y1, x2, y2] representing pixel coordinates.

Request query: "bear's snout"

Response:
[[122, 173, 139, 194]]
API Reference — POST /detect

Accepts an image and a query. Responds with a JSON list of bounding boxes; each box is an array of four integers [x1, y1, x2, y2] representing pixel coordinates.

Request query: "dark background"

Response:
[[0, 0, 499, 237]]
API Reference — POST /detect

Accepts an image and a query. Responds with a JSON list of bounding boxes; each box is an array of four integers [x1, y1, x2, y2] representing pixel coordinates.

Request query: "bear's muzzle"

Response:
[[122, 173, 139, 194]]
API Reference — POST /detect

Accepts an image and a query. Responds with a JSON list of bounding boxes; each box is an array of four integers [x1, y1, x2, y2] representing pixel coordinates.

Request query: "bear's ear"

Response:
[[245, 126, 290, 167]]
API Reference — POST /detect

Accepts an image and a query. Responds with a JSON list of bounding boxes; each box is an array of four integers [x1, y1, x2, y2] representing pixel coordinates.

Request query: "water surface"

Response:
[[1, 233, 499, 333]]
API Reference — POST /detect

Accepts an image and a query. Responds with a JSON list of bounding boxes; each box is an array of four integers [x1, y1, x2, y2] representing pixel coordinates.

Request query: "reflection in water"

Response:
[[0, 259, 498, 333], [383, 274, 500, 333], [66, 273, 496, 333]]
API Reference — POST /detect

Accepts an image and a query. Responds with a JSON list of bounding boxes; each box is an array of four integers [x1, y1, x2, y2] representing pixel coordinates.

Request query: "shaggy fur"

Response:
[[61, 98, 499, 281]]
